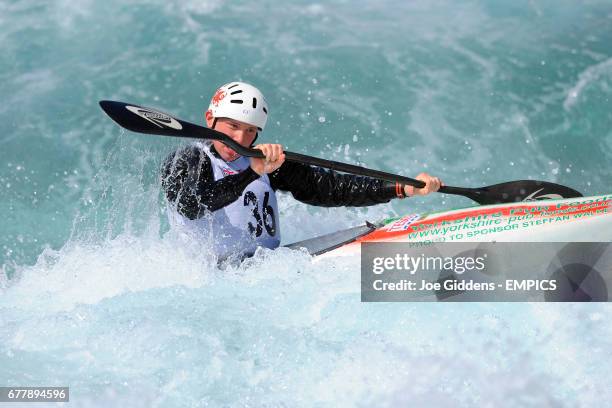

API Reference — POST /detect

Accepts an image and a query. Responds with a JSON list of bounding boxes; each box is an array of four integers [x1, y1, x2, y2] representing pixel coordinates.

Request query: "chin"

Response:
[[226, 152, 240, 161]]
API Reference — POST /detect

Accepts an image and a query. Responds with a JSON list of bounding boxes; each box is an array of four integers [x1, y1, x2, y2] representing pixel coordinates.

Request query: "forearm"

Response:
[[270, 161, 400, 207], [175, 168, 260, 217], [161, 146, 260, 219]]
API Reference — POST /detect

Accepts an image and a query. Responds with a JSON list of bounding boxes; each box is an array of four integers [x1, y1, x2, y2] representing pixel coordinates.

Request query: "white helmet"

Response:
[[207, 82, 269, 131]]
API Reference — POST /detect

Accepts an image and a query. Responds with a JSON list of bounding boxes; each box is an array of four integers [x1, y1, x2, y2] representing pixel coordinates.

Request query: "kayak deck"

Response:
[[293, 194, 612, 259]]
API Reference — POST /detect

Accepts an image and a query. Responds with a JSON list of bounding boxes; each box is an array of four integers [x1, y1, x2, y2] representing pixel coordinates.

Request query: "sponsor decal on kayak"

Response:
[[125, 106, 183, 130], [385, 214, 420, 232], [358, 197, 611, 243]]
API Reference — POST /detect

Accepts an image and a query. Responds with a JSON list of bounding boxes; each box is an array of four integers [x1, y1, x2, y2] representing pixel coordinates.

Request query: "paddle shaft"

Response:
[[227, 141, 427, 188], [228, 140, 472, 195], [214, 137, 481, 196]]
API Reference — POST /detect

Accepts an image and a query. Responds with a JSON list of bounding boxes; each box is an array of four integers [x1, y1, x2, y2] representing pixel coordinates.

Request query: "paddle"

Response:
[[99, 100, 583, 204]]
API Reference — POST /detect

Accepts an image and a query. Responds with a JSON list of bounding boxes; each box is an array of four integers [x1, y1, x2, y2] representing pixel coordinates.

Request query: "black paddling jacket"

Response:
[[161, 144, 401, 220]]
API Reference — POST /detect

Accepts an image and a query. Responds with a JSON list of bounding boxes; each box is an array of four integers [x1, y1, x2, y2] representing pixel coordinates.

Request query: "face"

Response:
[[206, 114, 258, 162]]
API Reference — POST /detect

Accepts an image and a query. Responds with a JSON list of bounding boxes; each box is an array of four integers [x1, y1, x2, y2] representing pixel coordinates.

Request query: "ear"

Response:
[[205, 110, 214, 127]]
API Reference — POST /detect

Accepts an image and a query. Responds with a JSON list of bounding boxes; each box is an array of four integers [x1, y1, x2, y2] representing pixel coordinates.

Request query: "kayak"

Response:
[[286, 194, 612, 259], [284, 194, 612, 302]]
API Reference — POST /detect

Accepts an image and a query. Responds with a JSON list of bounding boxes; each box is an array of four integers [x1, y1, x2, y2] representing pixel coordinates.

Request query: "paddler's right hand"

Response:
[[250, 143, 286, 175]]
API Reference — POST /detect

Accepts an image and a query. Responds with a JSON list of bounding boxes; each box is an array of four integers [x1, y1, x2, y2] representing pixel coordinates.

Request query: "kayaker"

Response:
[[161, 81, 442, 259]]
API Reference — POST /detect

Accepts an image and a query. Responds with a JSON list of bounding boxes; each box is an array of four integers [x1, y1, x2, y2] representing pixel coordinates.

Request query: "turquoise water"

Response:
[[1, 0, 611, 406]]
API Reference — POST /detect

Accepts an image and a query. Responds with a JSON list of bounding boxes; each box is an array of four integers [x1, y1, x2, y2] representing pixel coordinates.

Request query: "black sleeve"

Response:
[[160, 145, 260, 219], [268, 160, 399, 207]]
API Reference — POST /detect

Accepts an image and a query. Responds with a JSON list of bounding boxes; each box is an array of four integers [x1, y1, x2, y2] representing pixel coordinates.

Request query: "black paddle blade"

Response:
[[441, 180, 583, 205], [99, 100, 224, 141], [482, 180, 583, 203]]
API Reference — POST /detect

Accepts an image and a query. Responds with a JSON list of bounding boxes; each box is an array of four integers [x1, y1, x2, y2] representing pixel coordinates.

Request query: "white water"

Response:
[[2, 208, 612, 406]]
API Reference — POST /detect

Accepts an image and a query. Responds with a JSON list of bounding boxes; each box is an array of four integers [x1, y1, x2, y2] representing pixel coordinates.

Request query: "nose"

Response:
[[231, 129, 248, 144]]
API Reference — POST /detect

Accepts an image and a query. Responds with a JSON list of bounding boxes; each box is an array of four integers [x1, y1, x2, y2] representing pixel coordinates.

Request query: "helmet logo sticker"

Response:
[[211, 88, 227, 107], [125, 106, 183, 130]]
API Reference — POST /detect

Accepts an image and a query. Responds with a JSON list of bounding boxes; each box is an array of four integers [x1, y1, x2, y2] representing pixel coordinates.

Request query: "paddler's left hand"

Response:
[[250, 143, 286, 175], [404, 173, 443, 196]]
